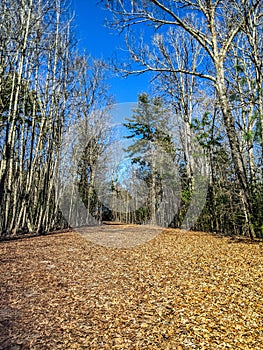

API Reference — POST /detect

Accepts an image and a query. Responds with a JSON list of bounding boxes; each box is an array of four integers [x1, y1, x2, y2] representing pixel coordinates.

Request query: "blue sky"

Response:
[[72, 0, 151, 104]]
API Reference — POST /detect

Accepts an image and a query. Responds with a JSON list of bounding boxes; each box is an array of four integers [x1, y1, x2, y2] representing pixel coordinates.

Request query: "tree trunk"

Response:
[[216, 66, 255, 239]]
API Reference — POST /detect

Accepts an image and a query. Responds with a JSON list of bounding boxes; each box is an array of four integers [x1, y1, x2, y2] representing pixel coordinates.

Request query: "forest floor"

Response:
[[0, 225, 263, 350]]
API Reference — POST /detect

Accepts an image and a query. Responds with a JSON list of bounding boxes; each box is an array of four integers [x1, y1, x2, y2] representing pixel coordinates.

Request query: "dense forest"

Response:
[[0, 0, 262, 238]]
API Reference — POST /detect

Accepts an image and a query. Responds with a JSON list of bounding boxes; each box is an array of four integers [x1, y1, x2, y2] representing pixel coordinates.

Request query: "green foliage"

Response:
[[251, 183, 263, 238], [124, 93, 176, 224], [190, 112, 223, 150], [124, 92, 175, 160], [135, 206, 150, 224], [77, 137, 102, 218], [234, 64, 245, 73], [0, 73, 42, 125]]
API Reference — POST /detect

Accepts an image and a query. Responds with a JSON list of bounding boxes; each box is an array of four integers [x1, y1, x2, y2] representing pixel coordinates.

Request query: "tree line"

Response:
[[93, 0, 262, 238], [0, 0, 110, 236]]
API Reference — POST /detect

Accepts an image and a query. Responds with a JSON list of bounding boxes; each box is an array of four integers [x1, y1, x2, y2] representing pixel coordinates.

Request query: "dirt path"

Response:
[[0, 227, 263, 349], [76, 224, 163, 248]]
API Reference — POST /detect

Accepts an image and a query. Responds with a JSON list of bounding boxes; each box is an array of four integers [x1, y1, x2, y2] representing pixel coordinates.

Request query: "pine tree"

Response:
[[124, 93, 175, 225]]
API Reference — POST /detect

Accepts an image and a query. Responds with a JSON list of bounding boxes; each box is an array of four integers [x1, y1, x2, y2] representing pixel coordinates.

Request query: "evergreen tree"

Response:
[[124, 93, 176, 225]]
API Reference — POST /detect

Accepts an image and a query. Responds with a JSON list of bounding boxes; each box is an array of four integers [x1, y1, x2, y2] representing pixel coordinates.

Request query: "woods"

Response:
[[101, 0, 263, 238], [0, 0, 110, 235], [0, 0, 262, 238], [1, 3, 263, 349]]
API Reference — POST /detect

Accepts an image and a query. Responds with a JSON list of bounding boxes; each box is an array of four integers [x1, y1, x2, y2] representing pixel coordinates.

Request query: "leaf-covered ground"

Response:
[[0, 227, 263, 349]]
